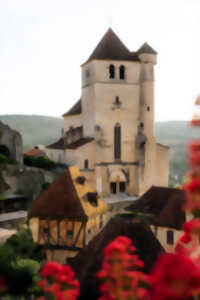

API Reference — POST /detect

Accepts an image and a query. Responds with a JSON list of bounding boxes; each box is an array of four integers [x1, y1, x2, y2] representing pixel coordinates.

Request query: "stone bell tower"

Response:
[[49, 28, 169, 199]]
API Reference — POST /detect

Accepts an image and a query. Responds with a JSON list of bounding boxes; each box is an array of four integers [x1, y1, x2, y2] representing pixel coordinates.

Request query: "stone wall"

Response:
[[0, 121, 23, 166], [2, 165, 57, 201]]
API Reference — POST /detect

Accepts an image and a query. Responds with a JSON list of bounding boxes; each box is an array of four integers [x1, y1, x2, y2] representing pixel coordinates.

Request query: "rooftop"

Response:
[[126, 186, 186, 230]]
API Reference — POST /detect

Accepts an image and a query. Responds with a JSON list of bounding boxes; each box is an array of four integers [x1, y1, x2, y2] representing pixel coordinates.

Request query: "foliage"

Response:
[[0, 154, 8, 166], [24, 154, 56, 170], [0, 228, 46, 298], [5, 227, 46, 261], [0, 115, 197, 184]]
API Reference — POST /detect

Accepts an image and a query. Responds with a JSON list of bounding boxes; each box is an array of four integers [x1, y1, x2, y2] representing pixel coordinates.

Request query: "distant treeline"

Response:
[[0, 115, 199, 186]]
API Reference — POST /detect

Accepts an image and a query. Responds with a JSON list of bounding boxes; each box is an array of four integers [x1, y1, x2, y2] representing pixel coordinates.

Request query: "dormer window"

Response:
[[119, 65, 125, 79], [109, 64, 115, 79]]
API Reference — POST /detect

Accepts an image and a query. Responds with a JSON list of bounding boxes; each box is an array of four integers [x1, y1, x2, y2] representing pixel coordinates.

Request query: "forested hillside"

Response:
[[0, 115, 199, 185]]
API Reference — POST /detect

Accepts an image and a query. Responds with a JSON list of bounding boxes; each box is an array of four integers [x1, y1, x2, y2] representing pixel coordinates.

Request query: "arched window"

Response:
[[109, 64, 115, 79], [119, 65, 125, 79], [114, 123, 121, 160]]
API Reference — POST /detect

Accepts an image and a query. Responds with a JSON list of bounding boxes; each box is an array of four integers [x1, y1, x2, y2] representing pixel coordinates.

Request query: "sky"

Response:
[[0, 0, 200, 122]]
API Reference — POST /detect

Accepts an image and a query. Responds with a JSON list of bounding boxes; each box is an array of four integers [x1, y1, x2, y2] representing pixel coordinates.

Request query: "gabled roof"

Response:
[[28, 167, 108, 220], [28, 169, 87, 220], [62, 99, 82, 117], [70, 218, 164, 300], [83, 28, 140, 65], [126, 186, 186, 230], [137, 42, 157, 55]]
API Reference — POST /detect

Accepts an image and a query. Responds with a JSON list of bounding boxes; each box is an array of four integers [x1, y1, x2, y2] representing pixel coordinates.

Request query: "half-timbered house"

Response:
[[28, 166, 109, 263]]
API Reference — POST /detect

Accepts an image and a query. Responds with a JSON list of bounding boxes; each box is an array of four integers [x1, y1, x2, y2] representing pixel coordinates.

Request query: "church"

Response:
[[46, 28, 169, 199]]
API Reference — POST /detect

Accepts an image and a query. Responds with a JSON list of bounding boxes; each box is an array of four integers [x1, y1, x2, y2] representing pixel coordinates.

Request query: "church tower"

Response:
[[46, 28, 169, 199]]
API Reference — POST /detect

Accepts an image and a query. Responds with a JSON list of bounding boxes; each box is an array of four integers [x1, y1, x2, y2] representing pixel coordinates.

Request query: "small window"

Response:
[[119, 65, 125, 79], [147, 106, 150, 111], [43, 228, 49, 235], [76, 176, 86, 185], [99, 216, 103, 229], [84, 159, 89, 169], [140, 122, 144, 129], [109, 64, 115, 79], [110, 182, 117, 194], [115, 96, 120, 104], [167, 230, 174, 245], [66, 230, 73, 238]]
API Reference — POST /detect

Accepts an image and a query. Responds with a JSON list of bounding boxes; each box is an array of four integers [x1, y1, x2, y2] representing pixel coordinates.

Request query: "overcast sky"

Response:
[[0, 0, 199, 121]]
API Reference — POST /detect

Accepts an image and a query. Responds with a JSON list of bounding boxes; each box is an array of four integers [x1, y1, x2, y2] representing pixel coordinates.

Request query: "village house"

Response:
[[46, 28, 169, 199], [25, 146, 46, 158], [69, 218, 164, 300], [28, 166, 109, 263], [125, 186, 186, 252]]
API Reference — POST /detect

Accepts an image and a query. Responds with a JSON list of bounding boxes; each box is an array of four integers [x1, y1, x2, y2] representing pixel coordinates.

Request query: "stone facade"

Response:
[[46, 28, 169, 198], [0, 120, 23, 166]]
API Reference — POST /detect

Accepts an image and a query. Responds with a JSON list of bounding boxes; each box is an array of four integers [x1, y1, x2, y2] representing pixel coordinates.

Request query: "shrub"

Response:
[[24, 154, 56, 170], [0, 154, 8, 165]]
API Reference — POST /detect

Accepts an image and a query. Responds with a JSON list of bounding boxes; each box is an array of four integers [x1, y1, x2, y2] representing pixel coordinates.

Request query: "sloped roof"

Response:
[[28, 169, 87, 220], [62, 99, 82, 117], [126, 186, 186, 230], [70, 218, 164, 300], [46, 138, 66, 150], [137, 42, 157, 55], [28, 167, 108, 220], [83, 28, 140, 65], [24, 148, 44, 156], [46, 137, 94, 150], [67, 137, 94, 149]]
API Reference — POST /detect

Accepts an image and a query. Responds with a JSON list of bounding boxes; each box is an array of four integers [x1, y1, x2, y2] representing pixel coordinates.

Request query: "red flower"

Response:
[[183, 219, 200, 234], [184, 179, 200, 192], [179, 233, 192, 244], [39, 262, 79, 300], [41, 261, 62, 279], [98, 236, 149, 300], [189, 140, 200, 152], [150, 253, 200, 300], [190, 119, 200, 127]]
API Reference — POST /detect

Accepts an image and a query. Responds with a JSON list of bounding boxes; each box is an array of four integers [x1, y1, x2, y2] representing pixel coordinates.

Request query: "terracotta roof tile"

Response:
[[24, 149, 44, 156]]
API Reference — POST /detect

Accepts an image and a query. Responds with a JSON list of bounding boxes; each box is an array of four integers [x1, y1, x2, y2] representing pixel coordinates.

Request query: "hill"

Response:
[[0, 115, 199, 185], [0, 115, 62, 151]]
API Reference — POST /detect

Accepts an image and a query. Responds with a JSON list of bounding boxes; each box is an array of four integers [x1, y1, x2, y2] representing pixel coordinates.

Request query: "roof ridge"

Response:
[[83, 28, 140, 64]]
